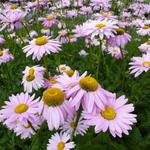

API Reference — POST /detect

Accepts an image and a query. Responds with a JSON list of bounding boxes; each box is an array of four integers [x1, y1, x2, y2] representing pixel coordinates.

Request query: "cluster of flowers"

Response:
[[0, 0, 149, 149], [0, 64, 137, 149]]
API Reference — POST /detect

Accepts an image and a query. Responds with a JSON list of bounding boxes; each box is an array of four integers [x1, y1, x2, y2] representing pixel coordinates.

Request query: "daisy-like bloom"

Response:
[[44, 75, 58, 88], [108, 28, 131, 48], [129, 53, 150, 77], [84, 19, 118, 39], [137, 25, 150, 36], [47, 132, 75, 150], [0, 9, 26, 30], [56, 71, 115, 112], [138, 40, 150, 53], [14, 115, 43, 139], [0, 49, 14, 65], [60, 111, 89, 136], [0, 93, 41, 131], [22, 66, 45, 93], [42, 15, 58, 27], [94, 12, 117, 21], [39, 87, 72, 130], [90, 0, 111, 11], [57, 64, 71, 74], [67, 10, 78, 18], [23, 36, 61, 61], [83, 95, 137, 137], [107, 46, 124, 59]]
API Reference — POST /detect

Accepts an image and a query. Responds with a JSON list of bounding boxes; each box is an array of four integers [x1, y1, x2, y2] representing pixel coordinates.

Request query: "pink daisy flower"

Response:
[[107, 46, 124, 59], [84, 19, 118, 39], [23, 36, 61, 61], [47, 132, 75, 150], [83, 95, 137, 137], [0, 93, 41, 131], [42, 15, 58, 27], [39, 87, 72, 131], [60, 110, 89, 136], [108, 28, 131, 48], [22, 66, 45, 93], [137, 25, 150, 36], [138, 40, 150, 53], [0, 49, 14, 65], [129, 53, 150, 77], [0, 9, 26, 30], [14, 115, 43, 139]]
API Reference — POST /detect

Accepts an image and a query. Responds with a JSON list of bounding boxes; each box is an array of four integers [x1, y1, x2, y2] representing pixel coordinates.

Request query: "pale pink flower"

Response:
[[0, 49, 14, 65], [0, 93, 41, 131], [39, 87, 72, 131], [22, 66, 45, 93], [83, 95, 137, 137], [47, 132, 75, 150], [23, 36, 61, 61], [129, 53, 150, 77]]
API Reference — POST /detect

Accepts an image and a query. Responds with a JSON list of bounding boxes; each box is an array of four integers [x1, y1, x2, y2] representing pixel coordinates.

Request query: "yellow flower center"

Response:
[[103, 13, 109, 17], [10, 4, 17, 10], [15, 104, 29, 114], [142, 25, 149, 29], [96, 23, 106, 28], [35, 36, 48, 46], [79, 76, 99, 91], [42, 88, 65, 106], [0, 50, 3, 56], [26, 68, 35, 82], [23, 123, 30, 128], [101, 107, 116, 120], [47, 16, 53, 21], [49, 77, 57, 84], [57, 141, 65, 150], [142, 61, 150, 67], [66, 70, 74, 77], [67, 34, 74, 39], [60, 67, 66, 71], [116, 28, 125, 35], [146, 40, 150, 45]]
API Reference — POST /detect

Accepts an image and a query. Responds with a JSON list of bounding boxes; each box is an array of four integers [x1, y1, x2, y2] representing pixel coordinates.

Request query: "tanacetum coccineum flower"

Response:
[[0, 93, 41, 131], [83, 95, 137, 137], [22, 66, 45, 93], [39, 87, 72, 131], [23, 36, 61, 60], [47, 132, 75, 150], [129, 53, 150, 77]]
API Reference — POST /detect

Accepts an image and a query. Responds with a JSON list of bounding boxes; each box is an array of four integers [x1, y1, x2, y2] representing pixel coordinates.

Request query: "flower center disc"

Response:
[[47, 16, 53, 21], [146, 40, 150, 45], [142, 61, 150, 67], [79, 76, 98, 91], [103, 13, 109, 17], [96, 23, 106, 28], [26, 68, 35, 82], [66, 70, 74, 77], [116, 28, 125, 35], [10, 4, 17, 10], [15, 104, 29, 114], [42, 88, 65, 106], [49, 78, 57, 84], [0, 50, 3, 56], [101, 106, 116, 120], [35, 36, 48, 46], [57, 141, 65, 150], [142, 25, 149, 29]]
